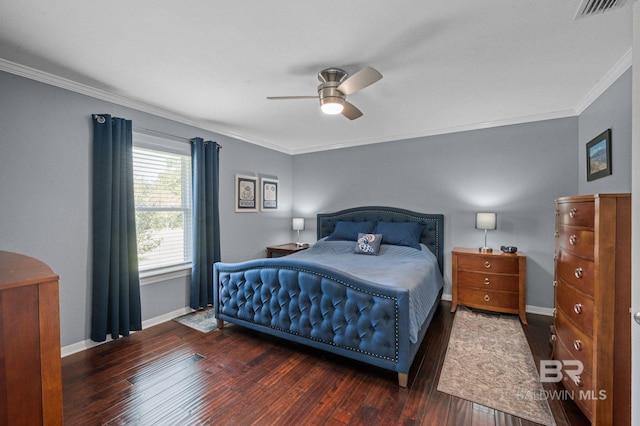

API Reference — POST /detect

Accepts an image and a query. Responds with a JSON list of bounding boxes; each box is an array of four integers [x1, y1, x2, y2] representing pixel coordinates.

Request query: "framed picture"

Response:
[[260, 177, 279, 211], [586, 129, 612, 182], [235, 174, 258, 212]]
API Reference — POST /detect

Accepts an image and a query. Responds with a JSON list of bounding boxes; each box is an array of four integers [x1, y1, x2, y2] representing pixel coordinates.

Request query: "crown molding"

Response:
[[1, 52, 631, 156], [0, 58, 294, 155], [574, 48, 633, 114], [0, 58, 200, 127], [289, 108, 578, 155]]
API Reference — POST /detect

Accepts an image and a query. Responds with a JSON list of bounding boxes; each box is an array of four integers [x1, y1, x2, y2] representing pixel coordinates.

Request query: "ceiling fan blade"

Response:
[[341, 101, 363, 120], [266, 96, 318, 100], [337, 66, 382, 95]]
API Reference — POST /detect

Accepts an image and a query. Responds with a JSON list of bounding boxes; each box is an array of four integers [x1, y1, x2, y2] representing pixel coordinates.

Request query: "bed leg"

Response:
[[217, 319, 224, 329], [398, 373, 408, 388]]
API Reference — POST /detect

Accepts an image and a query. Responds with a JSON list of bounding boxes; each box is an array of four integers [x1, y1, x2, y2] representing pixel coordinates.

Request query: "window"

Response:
[[132, 134, 192, 273]]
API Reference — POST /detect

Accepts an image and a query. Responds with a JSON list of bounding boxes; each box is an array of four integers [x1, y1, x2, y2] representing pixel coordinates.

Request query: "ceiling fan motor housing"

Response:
[[317, 68, 347, 112], [317, 68, 348, 83]]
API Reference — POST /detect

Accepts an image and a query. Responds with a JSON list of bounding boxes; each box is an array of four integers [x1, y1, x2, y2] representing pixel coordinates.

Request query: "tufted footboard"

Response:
[[213, 257, 423, 386]]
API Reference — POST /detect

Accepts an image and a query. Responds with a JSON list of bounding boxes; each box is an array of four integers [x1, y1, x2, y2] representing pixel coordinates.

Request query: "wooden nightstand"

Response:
[[451, 247, 527, 324], [266, 243, 309, 258]]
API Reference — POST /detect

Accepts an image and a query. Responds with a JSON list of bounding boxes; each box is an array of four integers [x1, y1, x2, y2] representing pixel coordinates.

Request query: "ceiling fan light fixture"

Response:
[[267, 65, 382, 120], [320, 97, 344, 115]]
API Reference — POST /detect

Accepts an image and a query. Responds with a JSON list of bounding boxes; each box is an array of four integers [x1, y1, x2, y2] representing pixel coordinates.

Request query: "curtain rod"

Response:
[[133, 126, 222, 148]]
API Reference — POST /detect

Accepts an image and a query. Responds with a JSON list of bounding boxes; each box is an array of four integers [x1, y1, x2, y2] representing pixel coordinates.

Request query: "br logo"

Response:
[[539, 360, 583, 383]]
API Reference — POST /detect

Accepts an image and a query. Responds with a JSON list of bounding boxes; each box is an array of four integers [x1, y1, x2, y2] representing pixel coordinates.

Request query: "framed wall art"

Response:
[[235, 174, 258, 212], [260, 177, 279, 211], [586, 129, 612, 182]]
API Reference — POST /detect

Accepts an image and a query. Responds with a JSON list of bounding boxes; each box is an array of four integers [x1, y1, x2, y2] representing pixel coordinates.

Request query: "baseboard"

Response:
[[440, 293, 553, 317], [525, 304, 554, 317], [60, 306, 192, 357], [61, 297, 554, 357]]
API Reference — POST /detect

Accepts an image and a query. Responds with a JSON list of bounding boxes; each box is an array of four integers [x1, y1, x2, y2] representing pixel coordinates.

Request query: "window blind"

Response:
[[132, 146, 192, 271]]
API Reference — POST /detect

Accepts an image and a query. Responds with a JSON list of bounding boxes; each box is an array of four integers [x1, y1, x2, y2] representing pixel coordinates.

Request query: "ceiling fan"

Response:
[[267, 66, 383, 120]]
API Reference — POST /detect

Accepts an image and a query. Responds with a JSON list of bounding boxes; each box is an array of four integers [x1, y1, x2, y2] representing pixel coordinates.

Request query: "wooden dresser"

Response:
[[451, 248, 527, 324], [552, 194, 631, 425], [0, 251, 63, 425]]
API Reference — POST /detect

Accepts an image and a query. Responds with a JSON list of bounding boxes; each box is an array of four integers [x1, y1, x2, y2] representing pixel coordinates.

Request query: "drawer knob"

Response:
[[569, 234, 578, 245], [574, 375, 583, 387], [573, 339, 583, 351], [553, 280, 557, 288], [484, 261, 491, 268], [569, 208, 577, 218], [484, 294, 491, 302], [483, 278, 490, 285], [550, 334, 557, 343], [574, 267, 583, 279], [574, 303, 583, 315]]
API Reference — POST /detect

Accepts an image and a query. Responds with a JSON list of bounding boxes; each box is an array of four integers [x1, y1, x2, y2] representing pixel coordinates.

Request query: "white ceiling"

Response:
[[0, 1, 633, 154]]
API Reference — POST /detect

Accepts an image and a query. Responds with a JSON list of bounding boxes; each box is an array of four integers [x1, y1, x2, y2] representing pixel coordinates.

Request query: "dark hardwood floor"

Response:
[[62, 301, 590, 425]]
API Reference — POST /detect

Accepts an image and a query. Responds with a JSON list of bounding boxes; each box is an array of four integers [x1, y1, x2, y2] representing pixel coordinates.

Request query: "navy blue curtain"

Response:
[[91, 114, 142, 342], [190, 138, 221, 309]]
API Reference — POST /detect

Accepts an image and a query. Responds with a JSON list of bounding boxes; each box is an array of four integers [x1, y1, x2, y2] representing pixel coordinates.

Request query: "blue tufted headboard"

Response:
[[317, 206, 444, 274]]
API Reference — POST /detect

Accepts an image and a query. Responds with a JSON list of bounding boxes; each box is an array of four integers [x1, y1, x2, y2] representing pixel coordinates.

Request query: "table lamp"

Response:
[[292, 218, 305, 246], [475, 212, 497, 253]]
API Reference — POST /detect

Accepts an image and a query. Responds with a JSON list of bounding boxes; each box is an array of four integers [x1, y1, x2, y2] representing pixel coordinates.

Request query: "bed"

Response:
[[213, 206, 444, 386]]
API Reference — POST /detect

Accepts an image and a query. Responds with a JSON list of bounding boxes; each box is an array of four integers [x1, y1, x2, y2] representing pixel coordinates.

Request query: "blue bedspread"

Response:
[[289, 238, 444, 343]]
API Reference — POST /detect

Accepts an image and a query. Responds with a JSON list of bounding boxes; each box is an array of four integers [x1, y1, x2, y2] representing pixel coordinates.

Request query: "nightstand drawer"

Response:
[[457, 270, 519, 291], [457, 288, 519, 312], [556, 278, 593, 336], [456, 255, 519, 274], [556, 201, 595, 228], [555, 250, 594, 297], [556, 225, 594, 260]]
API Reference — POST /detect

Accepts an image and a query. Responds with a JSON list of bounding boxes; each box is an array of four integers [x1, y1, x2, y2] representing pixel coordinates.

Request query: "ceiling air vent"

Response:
[[574, 0, 633, 19]]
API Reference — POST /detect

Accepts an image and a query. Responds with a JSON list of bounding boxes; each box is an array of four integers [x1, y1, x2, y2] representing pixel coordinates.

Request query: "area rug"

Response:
[[437, 308, 555, 426], [173, 307, 218, 333]]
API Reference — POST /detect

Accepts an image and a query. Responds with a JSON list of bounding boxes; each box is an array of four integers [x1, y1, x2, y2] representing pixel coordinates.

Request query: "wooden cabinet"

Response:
[[0, 251, 63, 425], [551, 194, 631, 425], [451, 247, 527, 324]]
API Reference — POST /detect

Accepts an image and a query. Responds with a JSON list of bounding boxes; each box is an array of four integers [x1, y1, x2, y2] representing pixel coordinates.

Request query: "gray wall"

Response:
[[578, 68, 632, 194], [292, 119, 579, 308], [0, 71, 293, 347]]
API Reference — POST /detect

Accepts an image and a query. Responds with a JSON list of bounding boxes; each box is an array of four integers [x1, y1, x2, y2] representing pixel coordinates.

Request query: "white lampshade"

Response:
[[475, 212, 497, 230], [292, 218, 305, 231]]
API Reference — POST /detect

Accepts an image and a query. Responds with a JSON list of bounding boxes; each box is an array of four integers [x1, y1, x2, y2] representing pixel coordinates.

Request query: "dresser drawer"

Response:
[[555, 250, 594, 297], [554, 337, 594, 420], [457, 270, 519, 291], [556, 279, 593, 336], [555, 309, 593, 374], [457, 288, 519, 312], [456, 255, 519, 274], [556, 225, 594, 260], [556, 201, 594, 228]]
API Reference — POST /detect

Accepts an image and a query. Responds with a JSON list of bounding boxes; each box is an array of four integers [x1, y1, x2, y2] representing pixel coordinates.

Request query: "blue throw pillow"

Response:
[[375, 221, 423, 250], [326, 221, 375, 241], [354, 233, 382, 255]]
